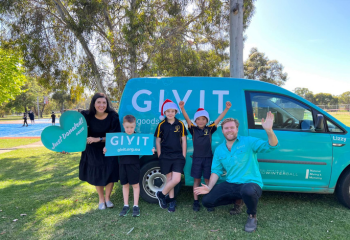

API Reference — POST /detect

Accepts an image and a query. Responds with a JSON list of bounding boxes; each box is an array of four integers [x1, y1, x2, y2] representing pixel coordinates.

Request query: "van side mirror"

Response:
[[315, 114, 324, 131]]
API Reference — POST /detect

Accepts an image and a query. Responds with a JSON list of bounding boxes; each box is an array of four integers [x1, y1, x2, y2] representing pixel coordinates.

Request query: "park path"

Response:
[[0, 141, 44, 154]]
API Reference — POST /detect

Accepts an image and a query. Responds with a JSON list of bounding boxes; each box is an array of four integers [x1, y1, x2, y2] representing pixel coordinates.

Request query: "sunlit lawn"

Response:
[[0, 115, 52, 121], [330, 112, 350, 126], [1, 146, 350, 239], [0, 139, 40, 149]]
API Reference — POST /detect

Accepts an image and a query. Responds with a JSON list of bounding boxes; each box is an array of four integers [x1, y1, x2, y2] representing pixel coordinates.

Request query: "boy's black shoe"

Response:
[[168, 200, 176, 213], [156, 191, 167, 209], [207, 207, 215, 212], [193, 201, 200, 212], [165, 195, 177, 206], [132, 206, 140, 217], [119, 206, 130, 217], [244, 215, 257, 232]]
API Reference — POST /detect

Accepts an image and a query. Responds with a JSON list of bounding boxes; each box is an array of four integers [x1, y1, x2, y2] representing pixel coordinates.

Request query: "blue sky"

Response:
[[243, 0, 350, 95]]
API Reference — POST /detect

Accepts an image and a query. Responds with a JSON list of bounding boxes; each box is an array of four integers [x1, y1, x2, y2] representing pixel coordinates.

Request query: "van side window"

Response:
[[249, 92, 315, 131], [326, 120, 344, 133]]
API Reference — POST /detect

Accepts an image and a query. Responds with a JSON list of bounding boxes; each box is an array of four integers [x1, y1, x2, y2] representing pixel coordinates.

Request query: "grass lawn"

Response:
[[330, 112, 350, 126], [0, 116, 26, 121], [1, 148, 350, 239], [0, 139, 40, 149], [0, 115, 53, 121]]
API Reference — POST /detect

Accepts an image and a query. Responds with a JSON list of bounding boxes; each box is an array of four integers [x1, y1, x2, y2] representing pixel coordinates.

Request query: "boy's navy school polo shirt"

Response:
[[154, 118, 187, 159], [188, 123, 217, 158]]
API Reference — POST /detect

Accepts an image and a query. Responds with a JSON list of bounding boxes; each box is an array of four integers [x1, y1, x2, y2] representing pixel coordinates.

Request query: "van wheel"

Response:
[[139, 161, 181, 203], [336, 169, 350, 209]]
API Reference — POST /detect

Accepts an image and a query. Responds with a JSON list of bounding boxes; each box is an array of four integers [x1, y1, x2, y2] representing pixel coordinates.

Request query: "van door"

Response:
[[246, 92, 333, 189]]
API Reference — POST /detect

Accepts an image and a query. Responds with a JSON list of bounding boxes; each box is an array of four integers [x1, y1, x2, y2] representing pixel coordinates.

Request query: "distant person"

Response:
[[51, 112, 56, 125], [29, 110, 35, 125], [22, 112, 28, 127]]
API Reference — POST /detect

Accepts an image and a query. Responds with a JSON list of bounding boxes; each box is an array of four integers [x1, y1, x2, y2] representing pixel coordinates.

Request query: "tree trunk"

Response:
[[41, 104, 46, 118], [53, 0, 105, 94], [129, 0, 139, 81], [230, 0, 244, 78]]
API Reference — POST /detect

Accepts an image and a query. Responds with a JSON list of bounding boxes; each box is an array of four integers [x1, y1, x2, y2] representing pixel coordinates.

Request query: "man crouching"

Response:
[[194, 112, 279, 232]]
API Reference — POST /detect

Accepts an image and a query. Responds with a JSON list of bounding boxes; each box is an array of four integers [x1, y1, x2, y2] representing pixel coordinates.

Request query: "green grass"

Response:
[[1, 148, 350, 239], [0, 115, 53, 121], [0, 139, 40, 149], [0, 116, 26, 121], [330, 113, 350, 126]]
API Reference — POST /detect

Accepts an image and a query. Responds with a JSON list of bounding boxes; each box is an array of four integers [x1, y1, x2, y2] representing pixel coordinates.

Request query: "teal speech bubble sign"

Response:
[[41, 111, 88, 152]]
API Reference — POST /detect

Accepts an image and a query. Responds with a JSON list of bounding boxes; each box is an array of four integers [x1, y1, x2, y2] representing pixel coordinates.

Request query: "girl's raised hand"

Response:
[[226, 101, 232, 109], [179, 101, 185, 109]]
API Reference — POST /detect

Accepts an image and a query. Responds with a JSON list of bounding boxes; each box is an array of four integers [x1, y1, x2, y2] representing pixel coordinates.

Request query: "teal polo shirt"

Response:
[[211, 135, 279, 188]]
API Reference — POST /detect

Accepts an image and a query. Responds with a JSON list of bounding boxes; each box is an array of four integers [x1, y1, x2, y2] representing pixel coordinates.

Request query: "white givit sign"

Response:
[[131, 89, 229, 114], [110, 135, 149, 146]]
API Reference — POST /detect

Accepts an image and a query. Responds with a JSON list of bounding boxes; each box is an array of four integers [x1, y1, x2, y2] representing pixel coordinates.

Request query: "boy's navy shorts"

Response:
[[191, 157, 212, 179], [159, 155, 185, 175], [119, 163, 140, 185]]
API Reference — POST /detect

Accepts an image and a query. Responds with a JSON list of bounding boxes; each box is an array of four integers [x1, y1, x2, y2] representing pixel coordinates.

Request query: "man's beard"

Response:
[[224, 133, 237, 141]]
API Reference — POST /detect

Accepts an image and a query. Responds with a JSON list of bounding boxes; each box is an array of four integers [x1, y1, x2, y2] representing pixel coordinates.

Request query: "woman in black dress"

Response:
[[79, 93, 121, 210]]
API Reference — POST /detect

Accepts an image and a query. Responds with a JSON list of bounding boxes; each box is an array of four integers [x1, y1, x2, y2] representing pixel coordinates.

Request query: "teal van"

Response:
[[118, 77, 350, 209]]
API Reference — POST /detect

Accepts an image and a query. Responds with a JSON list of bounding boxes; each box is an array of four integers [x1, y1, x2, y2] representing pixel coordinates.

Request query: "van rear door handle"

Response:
[[333, 143, 345, 147]]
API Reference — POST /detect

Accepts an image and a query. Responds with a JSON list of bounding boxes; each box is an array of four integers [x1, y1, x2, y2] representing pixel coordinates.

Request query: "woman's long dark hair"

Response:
[[88, 93, 115, 115]]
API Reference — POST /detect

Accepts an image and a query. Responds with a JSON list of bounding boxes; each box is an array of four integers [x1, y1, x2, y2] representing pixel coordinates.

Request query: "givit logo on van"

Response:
[[132, 89, 229, 114]]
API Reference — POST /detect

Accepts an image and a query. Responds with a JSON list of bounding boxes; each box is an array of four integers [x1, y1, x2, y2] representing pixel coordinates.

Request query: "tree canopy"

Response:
[[0, 0, 256, 100], [0, 46, 27, 103], [244, 47, 288, 86]]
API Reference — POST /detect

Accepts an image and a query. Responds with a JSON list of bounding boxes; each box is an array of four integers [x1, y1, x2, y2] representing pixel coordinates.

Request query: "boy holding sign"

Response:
[[155, 99, 187, 213], [104, 115, 142, 217]]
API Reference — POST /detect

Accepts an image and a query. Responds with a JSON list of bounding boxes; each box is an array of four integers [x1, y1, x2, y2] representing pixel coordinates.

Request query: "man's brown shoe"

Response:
[[230, 199, 244, 215]]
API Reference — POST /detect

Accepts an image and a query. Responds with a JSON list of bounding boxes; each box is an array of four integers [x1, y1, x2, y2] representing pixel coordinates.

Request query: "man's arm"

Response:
[[181, 136, 187, 158], [194, 173, 219, 195], [156, 137, 161, 157], [214, 101, 232, 126], [262, 111, 278, 146], [179, 101, 192, 128]]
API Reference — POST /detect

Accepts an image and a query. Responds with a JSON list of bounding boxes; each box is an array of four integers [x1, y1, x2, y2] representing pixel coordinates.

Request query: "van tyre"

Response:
[[139, 161, 181, 203], [336, 168, 350, 209]]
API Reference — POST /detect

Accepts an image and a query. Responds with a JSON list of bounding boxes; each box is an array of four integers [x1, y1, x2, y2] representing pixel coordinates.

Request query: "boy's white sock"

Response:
[[124, 205, 129, 207], [134, 205, 138, 207]]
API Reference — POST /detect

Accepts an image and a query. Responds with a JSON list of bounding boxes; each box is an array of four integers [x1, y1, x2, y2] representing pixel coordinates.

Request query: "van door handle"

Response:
[[333, 143, 345, 147]]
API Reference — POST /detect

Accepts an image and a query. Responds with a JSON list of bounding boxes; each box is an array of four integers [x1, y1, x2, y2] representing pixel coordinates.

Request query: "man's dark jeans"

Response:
[[202, 181, 262, 215]]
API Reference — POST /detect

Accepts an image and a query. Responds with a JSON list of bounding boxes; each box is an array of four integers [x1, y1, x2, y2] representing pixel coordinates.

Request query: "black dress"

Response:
[[79, 110, 121, 186]]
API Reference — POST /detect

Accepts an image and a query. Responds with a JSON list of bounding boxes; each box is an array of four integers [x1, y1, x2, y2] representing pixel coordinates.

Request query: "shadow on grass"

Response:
[[51, 185, 350, 240], [1, 149, 350, 239], [0, 149, 90, 239]]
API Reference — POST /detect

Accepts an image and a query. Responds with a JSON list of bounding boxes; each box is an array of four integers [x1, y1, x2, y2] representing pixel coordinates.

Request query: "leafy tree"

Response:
[[52, 90, 72, 112], [293, 87, 315, 103], [244, 47, 288, 86], [0, 46, 27, 103], [339, 91, 350, 104], [314, 93, 336, 106], [1, 0, 256, 100]]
